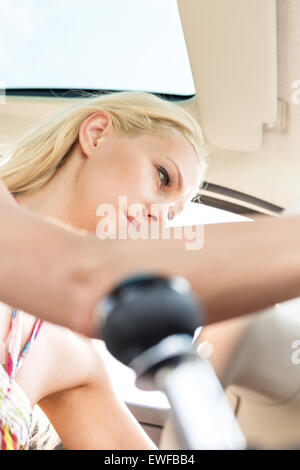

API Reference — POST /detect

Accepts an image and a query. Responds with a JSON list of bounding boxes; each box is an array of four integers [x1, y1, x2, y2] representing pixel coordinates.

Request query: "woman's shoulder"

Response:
[[17, 312, 106, 405]]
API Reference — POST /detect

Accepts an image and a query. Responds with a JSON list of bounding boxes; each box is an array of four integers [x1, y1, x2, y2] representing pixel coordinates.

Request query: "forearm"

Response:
[[40, 383, 156, 450], [194, 215, 300, 323], [2, 178, 300, 335], [86, 215, 300, 327]]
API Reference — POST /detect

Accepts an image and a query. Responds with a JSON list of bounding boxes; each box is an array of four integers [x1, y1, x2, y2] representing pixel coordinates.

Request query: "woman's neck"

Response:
[[16, 159, 79, 225]]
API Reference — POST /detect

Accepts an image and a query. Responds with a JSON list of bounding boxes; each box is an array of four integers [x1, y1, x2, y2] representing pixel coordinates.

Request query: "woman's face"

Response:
[[71, 113, 201, 235]]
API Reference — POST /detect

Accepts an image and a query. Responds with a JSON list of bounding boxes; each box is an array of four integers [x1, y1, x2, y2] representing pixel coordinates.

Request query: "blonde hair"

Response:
[[0, 91, 207, 195]]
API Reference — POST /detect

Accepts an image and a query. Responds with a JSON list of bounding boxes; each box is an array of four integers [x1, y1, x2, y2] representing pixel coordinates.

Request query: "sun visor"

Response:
[[178, 0, 278, 152]]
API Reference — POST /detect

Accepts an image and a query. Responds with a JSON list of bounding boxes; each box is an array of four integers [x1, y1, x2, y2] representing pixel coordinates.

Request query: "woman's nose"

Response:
[[148, 213, 158, 223], [144, 205, 164, 224], [145, 203, 181, 224], [168, 207, 175, 221], [168, 203, 184, 221]]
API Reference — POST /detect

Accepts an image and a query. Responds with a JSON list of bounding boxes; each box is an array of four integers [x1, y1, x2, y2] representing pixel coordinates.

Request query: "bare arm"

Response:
[[1, 178, 300, 335], [86, 215, 300, 325], [37, 337, 156, 451], [195, 316, 256, 380], [39, 382, 156, 450]]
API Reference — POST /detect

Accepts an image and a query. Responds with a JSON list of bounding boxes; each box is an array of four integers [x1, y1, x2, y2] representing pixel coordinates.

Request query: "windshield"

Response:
[[0, 0, 195, 96]]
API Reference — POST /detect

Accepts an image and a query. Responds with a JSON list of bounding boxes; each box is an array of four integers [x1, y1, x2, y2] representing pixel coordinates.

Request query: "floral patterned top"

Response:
[[0, 308, 42, 450]]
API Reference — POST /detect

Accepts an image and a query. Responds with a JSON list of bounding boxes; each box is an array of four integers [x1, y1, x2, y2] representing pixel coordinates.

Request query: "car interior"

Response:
[[1, 0, 300, 450]]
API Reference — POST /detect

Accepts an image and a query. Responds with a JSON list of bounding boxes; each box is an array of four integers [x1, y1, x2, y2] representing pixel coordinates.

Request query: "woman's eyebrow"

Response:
[[163, 155, 183, 191]]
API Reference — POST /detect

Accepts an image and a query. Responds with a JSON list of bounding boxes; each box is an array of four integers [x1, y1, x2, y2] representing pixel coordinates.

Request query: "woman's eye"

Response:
[[157, 166, 172, 188]]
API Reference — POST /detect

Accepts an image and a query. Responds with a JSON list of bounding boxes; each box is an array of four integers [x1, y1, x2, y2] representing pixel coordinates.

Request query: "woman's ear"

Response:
[[78, 111, 113, 158]]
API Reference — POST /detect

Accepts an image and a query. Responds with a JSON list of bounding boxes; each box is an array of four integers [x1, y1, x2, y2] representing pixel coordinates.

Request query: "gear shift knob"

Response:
[[97, 273, 245, 449], [98, 273, 202, 369]]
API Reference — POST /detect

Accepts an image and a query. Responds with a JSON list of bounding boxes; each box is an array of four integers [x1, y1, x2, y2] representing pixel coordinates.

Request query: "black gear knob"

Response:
[[96, 274, 246, 450], [98, 273, 203, 368]]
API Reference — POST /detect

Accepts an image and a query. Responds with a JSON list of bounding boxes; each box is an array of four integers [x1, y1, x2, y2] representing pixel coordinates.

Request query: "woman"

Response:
[[0, 91, 206, 450]]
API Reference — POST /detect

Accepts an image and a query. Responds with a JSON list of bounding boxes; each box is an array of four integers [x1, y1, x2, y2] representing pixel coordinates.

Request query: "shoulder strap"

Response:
[[15, 318, 43, 374], [7, 309, 43, 379], [7, 309, 23, 380]]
